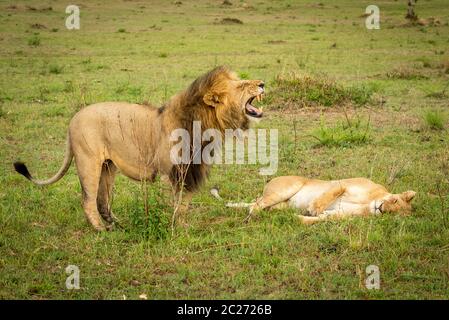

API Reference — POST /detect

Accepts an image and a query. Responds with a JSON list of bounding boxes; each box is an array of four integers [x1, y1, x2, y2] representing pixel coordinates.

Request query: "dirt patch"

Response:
[[26, 5, 53, 12], [218, 17, 243, 25], [439, 60, 449, 74], [30, 23, 47, 29], [267, 40, 286, 44]]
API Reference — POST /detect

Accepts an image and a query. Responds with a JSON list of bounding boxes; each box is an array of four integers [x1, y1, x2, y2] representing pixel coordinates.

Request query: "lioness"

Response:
[[14, 66, 265, 231], [225, 176, 416, 224]]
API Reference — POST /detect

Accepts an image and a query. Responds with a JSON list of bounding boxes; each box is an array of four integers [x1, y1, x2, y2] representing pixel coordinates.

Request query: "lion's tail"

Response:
[[210, 187, 255, 208], [14, 133, 73, 186]]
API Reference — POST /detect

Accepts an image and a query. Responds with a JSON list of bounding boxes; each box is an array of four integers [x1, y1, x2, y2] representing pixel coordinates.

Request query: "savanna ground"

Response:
[[0, 0, 448, 299]]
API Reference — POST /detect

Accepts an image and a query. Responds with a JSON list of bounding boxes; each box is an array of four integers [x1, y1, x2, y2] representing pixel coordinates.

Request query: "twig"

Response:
[[293, 120, 298, 152], [436, 180, 447, 228]]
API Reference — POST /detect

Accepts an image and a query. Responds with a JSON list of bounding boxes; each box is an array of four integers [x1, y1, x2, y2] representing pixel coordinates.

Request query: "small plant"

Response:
[[117, 28, 126, 33], [312, 114, 371, 147], [68, 81, 92, 111], [28, 36, 40, 46], [49, 64, 63, 74], [37, 86, 50, 102], [158, 52, 168, 58], [347, 84, 379, 105], [423, 110, 445, 130], [405, 0, 418, 21], [127, 185, 170, 241], [239, 71, 250, 79], [0, 90, 12, 103]]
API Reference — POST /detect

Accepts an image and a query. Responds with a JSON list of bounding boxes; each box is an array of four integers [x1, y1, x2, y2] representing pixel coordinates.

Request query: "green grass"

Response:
[[48, 64, 63, 74], [312, 114, 371, 147], [423, 109, 446, 130], [27, 35, 41, 46], [1, 0, 449, 300]]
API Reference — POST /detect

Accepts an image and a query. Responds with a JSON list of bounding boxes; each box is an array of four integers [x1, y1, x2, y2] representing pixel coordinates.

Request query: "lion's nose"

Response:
[[258, 82, 265, 89]]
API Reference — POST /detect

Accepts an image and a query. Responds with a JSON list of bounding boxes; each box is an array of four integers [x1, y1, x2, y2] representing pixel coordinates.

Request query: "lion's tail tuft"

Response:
[[14, 161, 33, 180], [13, 133, 73, 186]]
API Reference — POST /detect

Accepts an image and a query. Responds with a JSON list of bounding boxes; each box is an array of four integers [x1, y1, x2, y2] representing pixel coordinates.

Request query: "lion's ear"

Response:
[[401, 190, 416, 203], [203, 92, 221, 108]]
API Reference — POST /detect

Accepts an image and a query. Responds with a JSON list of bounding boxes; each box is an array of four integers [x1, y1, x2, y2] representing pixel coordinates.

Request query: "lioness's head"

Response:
[[186, 66, 265, 131], [382, 190, 416, 215]]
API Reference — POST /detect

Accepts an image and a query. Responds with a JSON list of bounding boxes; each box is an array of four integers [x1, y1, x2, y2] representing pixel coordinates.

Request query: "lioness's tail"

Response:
[[210, 187, 255, 208], [14, 134, 73, 186]]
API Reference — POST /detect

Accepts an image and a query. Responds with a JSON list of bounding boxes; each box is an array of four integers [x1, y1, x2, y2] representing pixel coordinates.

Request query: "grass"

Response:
[[126, 183, 171, 242], [386, 65, 428, 80], [49, 64, 64, 75], [423, 110, 446, 130], [312, 114, 371, 147], [27, 35, 41, 46], [268, 73, 377, 109], [1, 0, 449, 300]]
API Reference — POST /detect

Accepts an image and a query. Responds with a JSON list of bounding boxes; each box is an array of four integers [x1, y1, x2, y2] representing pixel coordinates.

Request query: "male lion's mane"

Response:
[[162, 66, 249, 192]]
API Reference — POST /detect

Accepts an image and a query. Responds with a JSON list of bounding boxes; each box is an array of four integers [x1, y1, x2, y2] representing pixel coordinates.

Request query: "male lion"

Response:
[[218, 176, 416, 224], [14, 66, 265, 231]]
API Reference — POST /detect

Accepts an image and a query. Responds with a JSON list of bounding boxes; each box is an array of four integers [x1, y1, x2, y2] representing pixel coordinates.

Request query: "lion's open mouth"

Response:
[[245, 94, 264, 118]]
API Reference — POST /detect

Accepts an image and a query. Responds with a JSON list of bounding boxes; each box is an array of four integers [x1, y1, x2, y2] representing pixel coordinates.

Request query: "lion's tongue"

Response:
[[245, 103, 263, 118]]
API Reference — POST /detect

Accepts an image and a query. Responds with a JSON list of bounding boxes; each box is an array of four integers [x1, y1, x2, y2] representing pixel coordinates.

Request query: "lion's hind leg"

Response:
[[97, 160, 117, 228], [75, 153, 106, 231], [245, 176, 305, 222]]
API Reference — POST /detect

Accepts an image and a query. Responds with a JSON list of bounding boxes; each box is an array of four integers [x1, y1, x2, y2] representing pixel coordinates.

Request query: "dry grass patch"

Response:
[[386, 65, 428, 80]]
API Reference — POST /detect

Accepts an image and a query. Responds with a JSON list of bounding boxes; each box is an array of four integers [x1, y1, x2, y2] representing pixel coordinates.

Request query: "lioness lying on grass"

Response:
[[224, 176, 416, 224]]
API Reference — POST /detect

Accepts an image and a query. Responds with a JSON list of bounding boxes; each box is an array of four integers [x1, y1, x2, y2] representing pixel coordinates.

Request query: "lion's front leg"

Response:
[[307, 183, 346, 216], [299, 205, 371, 225]]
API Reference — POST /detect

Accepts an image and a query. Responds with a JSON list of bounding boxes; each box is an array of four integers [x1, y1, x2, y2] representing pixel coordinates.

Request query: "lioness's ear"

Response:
[[203, 92, 221, 108], [401, 190, 416, 202]]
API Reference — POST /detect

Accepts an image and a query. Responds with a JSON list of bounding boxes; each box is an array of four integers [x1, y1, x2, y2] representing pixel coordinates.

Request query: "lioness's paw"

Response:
[[306, 206, 320, 216]]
